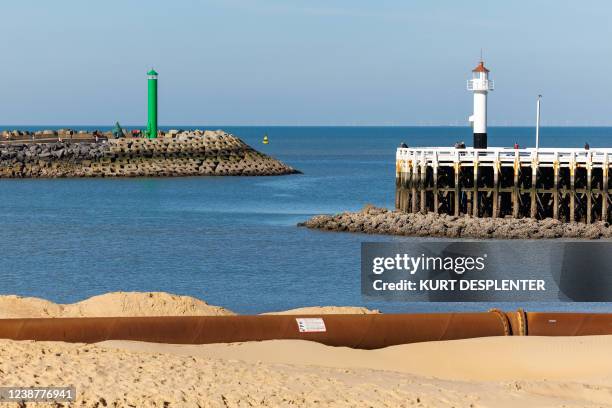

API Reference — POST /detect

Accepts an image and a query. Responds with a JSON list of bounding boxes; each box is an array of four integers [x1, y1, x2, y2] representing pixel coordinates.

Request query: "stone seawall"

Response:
[[299, 205, 612, 239], [0, 130, 299, 178]]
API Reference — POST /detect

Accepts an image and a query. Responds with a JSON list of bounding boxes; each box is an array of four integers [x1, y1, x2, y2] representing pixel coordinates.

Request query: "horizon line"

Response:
[[3, 124, 612, 128]]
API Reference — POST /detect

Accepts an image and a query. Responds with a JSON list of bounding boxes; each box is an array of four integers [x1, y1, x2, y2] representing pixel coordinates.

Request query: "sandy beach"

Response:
[[0, 336, 610, 407], [0, 292, 610, 407]]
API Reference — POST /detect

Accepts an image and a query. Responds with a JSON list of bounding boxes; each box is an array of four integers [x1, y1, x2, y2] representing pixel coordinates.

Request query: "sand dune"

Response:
[[0, 292, 236, 318], [0, 336, 610, 407], [0, 292, 380, 318]]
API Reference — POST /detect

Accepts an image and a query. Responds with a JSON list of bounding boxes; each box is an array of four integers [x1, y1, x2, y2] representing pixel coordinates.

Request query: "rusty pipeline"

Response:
[[0, 311, 510, 349], [525, 312, 612, 336], [0, 311, 610, 349]]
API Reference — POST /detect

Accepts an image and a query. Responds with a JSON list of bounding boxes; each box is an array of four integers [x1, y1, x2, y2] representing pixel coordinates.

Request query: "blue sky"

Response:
[[0, 0, 611, 126]]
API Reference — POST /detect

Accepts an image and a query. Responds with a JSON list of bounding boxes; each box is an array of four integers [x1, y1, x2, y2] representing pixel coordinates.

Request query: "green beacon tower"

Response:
[[146, 69, 158, 139]]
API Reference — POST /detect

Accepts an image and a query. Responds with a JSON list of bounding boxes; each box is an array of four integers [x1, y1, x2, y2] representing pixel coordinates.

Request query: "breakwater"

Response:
[[0, 130, 298, 177], [299, 206, 612, 239]]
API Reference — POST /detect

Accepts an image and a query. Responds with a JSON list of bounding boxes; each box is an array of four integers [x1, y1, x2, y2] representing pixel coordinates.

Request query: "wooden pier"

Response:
[[395, 147, 612, 223]]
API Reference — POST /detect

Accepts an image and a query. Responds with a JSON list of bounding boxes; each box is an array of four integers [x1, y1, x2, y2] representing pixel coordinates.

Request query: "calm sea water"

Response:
[[1, 126, 612, 314]]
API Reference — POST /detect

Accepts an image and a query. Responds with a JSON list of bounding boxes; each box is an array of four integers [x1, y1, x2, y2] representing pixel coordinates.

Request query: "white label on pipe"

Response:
[[296, 318, 326, 333]]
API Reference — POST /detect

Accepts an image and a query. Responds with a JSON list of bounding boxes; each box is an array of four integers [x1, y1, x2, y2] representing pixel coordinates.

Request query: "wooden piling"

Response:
[[398, 164, 404, 212], [512, 150, 519, 218], [467, 191, 472, 216], [570, 152, 576, 222], [587, 152, 592, 224], [403, 169, 410, 213], [492, 152, 500, 218], [411, 157, 418, 213], [395, 159, 401, 210], [472, 153, 479, 217], [453, 154, 460, 217], [433, 152, 439, 214], [603, 154, 609, 223], [530, 151, 538, 219], [420, 151, 426, 213], [553, 153, 559, 220]]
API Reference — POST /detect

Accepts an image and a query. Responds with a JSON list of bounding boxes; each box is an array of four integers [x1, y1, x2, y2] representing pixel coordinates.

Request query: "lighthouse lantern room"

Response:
[[467, 60, 494, 149]]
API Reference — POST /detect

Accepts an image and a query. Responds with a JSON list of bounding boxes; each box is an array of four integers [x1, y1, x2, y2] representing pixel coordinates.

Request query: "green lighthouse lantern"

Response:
[[146, 69, 158, 139]]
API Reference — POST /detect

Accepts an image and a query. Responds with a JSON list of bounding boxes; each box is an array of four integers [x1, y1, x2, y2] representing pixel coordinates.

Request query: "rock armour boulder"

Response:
[[299, 205, 612, 239]]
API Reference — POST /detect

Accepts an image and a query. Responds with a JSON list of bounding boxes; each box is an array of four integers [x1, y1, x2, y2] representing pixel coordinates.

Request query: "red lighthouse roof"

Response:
[[472, 61, 490, 73]]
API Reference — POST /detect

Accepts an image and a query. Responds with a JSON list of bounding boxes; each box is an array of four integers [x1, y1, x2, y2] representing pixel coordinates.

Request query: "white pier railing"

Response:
[[396, 147, 612, 168]]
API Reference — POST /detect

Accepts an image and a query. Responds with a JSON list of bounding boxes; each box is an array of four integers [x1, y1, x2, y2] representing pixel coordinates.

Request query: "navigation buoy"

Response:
[[262, 134, 269, 144]]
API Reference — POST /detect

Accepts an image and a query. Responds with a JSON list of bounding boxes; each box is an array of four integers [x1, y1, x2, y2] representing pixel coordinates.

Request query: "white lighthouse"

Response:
[[467, 60, 494, 149]]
